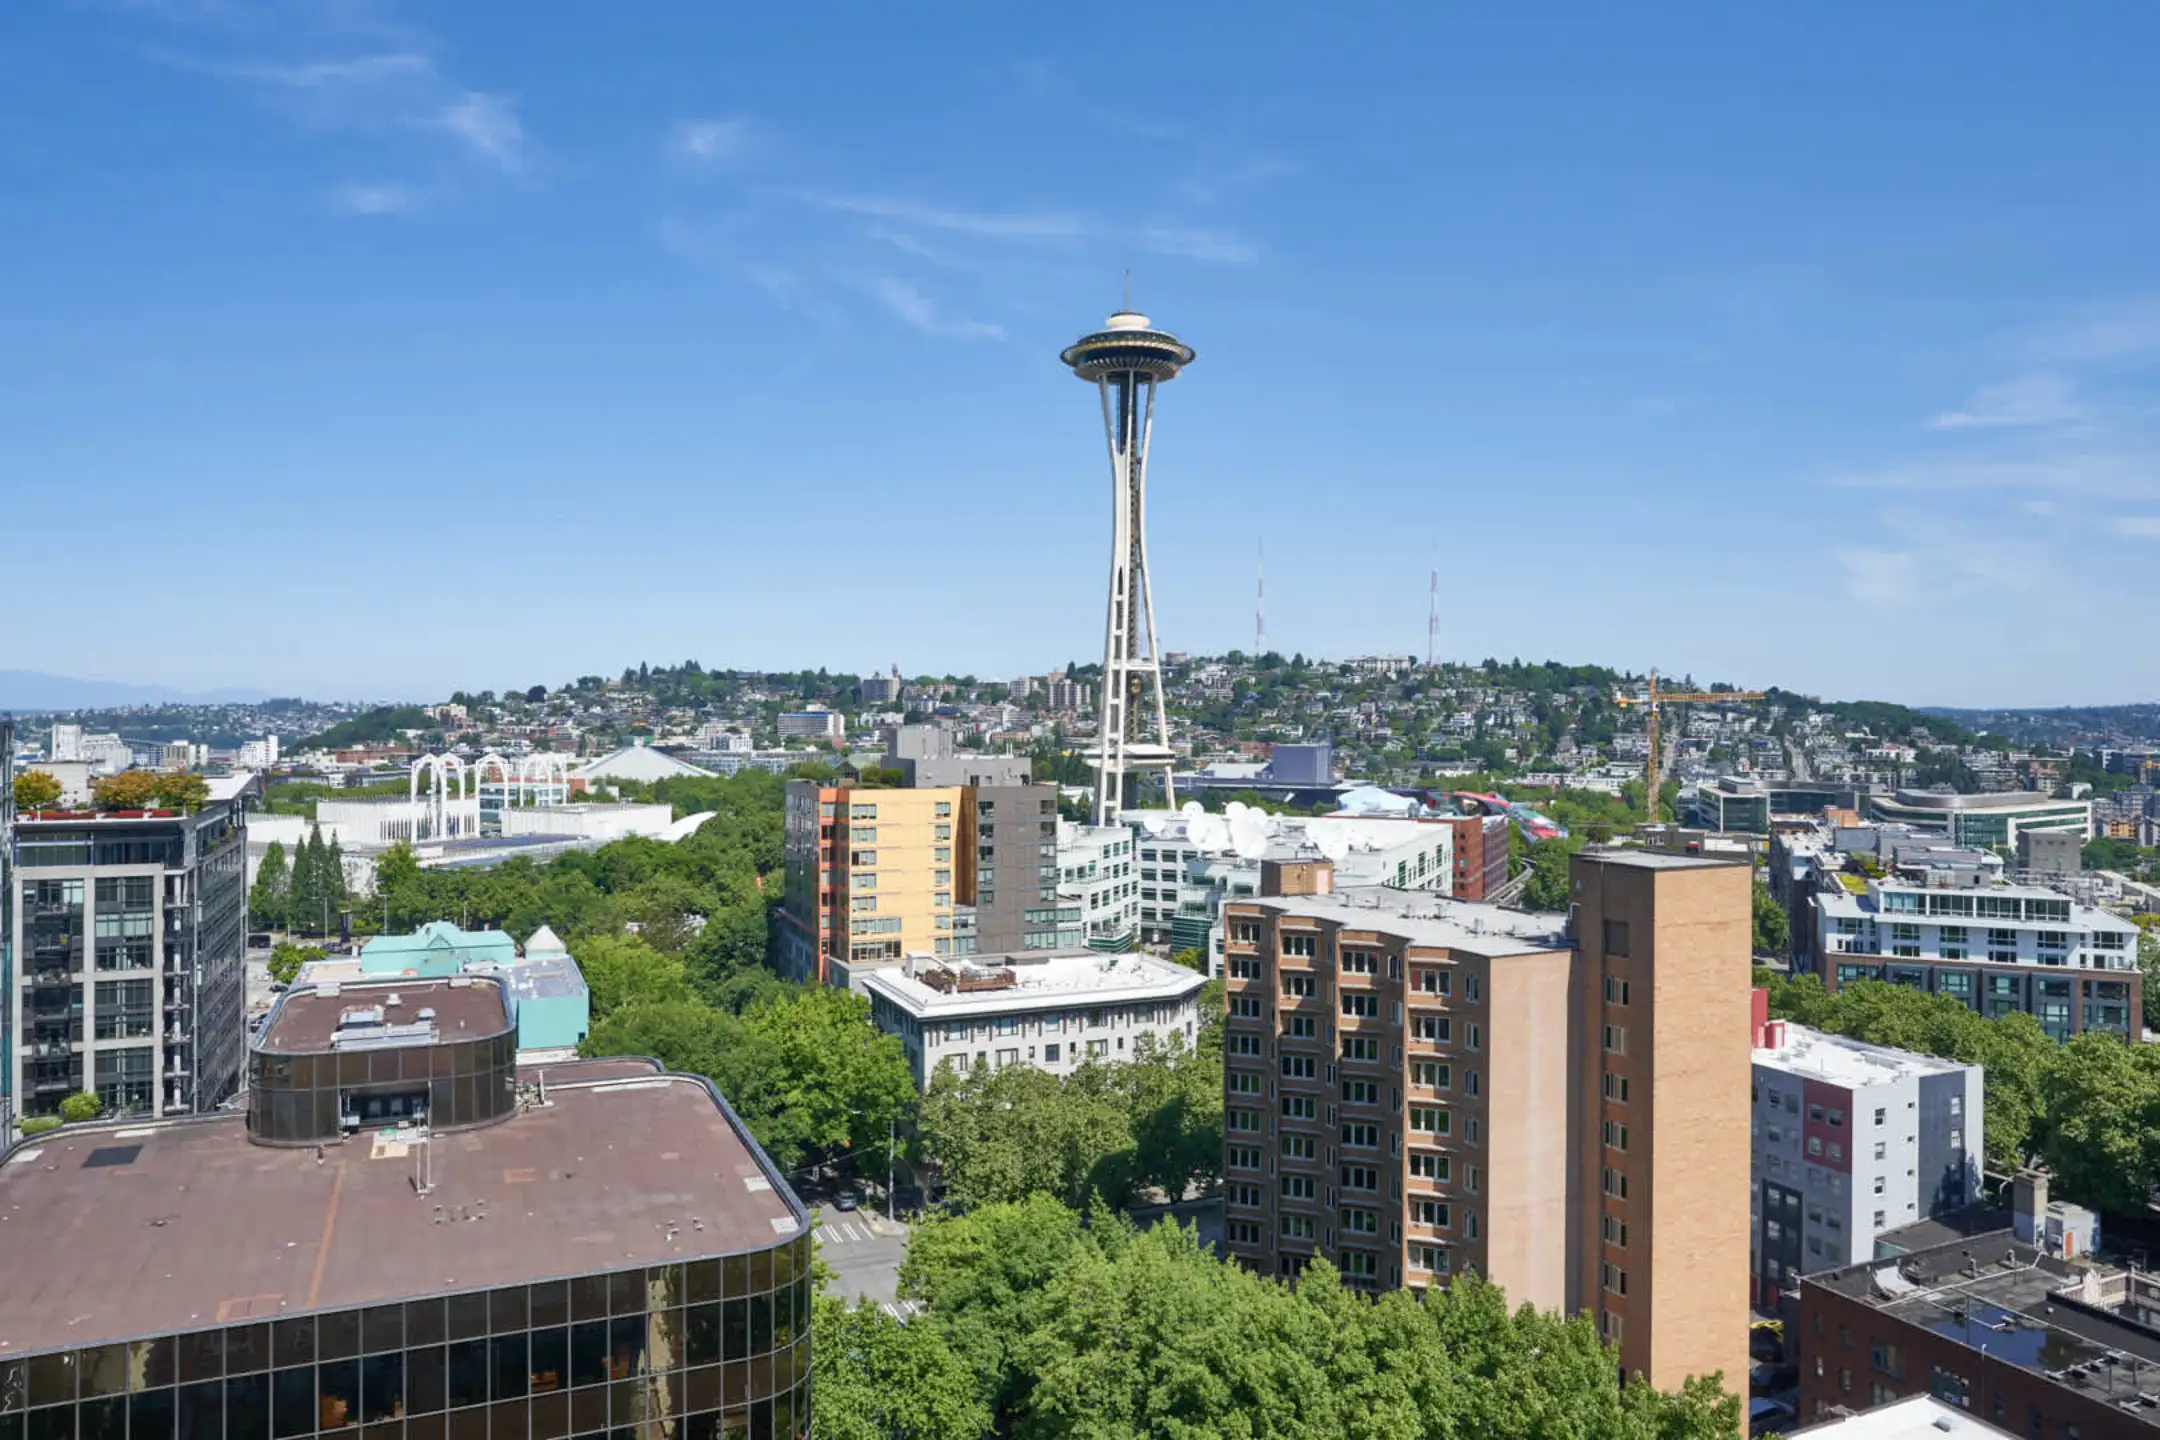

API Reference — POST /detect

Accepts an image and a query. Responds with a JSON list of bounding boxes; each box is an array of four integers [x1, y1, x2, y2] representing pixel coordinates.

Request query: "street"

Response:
[[814, 1203, 920, 1320]]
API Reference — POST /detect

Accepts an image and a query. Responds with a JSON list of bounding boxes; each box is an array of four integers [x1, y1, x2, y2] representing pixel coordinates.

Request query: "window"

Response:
[[1280, 1214, 1315, 1240], [1282, 1133, 1316, 1160], [1874, 1107, 1886, 1126], [1228, 1109, 1260, 1133], [1342, 1080, 1379, 1105], [850, 803, 877, 820], [1227, 1221, 1261, 1247], [1229, 1145, 1262, 1171], [1409, 1152, 1449, 1182], [1288, 1015, 1317, 1038], [1414, 1061, 1450, 1089], [1283, 975, 1316, 999], [1604, 976, 1629, 1005], [1602, 1024, 1626, 1055], [1281, 1095, 1316, 1120], [1229, 1183, 1262, 1208], [1602, 1120, 1629, 1152], [1929, 1368, 1971, 1410], [1873, 1141, 1886, 1161], [1342, 1207, 1379, 1234], [1807, 1136, 1823, 1157], [1341, 993, 1379, 1019], [1342, 950, 1377, 975], [1412, 968, 1449, 995], [1341, 1123, 1379, 1149], [1230, 1034, 1262, 1057], [1282, 933, 1317, 959], [1229, 1071, 1261, 1095], [1413, 1199, 1450, 1228], [1603, 920, 1630, 957], [1229, 958, 1262, 980], [1343, 1036, 1380, 1062], [1342, 1164, 1379, 1192], [1281, 1054, 1316, 1079], [1280, 1174, 1316, 1201], [1603, 1167, 1628, 1200], [1412, 1015, 1450, 1043], [1603, 1072, 1629, 1103], [1873, 1176, 1885, 1196], [1869, 1342, 1902, 1379], [1602, 1214, 1627, 1247], [1601, 1263, 1627, 1296], [1409, 1106, 1449, 1135]]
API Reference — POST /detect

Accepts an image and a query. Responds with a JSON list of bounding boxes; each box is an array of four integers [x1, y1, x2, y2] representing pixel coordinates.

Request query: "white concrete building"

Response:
[[862, 950, 1208, 1088], [236, 736, 280, 769], [1815, 876, 2142, 1040], [1126, 806, 1461, 961], [1751, 1006, 1984, 1310], [1054, 821, 1139, 950], [499, 803, 675, 843], [777, 709, 845, 742]]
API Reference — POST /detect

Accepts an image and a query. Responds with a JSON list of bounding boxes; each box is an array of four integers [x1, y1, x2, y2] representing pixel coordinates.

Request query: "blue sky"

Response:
[[6, 3, 2160, 706]]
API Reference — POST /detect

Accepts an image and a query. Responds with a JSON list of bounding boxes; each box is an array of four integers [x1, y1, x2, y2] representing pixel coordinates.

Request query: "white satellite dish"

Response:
[[1314, 828, 1351, 862], [1230, 811, 1270, 860], [1181, 800, 1204, 817], [1224, 801, 1249, 824]]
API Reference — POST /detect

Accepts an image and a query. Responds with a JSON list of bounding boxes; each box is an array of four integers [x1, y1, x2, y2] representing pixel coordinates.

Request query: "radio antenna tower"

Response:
[[1061, 299, 1196, 824], [1426, 543, 1440, 669], [1255, 539, 1265, 658]]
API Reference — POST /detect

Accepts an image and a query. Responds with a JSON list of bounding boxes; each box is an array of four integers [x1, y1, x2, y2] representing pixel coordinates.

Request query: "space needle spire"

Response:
[[1061, 300, 1196, 824]]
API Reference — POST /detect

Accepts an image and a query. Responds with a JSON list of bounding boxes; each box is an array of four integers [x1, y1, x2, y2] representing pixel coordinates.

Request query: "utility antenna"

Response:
[[1256, 538, 1265, 657], [1123, 269, 1132, 310], [1426, 540, 1440, 669]]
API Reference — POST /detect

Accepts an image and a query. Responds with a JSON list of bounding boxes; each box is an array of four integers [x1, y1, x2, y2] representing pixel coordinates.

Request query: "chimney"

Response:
[[1261, 859, 1334, 898], [2013, 1169, 2049, 1246], [1751, 986, 1771, 1047]]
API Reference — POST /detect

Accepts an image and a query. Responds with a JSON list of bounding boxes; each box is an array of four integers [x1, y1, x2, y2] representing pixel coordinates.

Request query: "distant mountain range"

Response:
[[0, 670, 275, 712], [1921, 703, 2160, 746]]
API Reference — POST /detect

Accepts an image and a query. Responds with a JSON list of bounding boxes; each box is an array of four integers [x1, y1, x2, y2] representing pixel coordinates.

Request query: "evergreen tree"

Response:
[[250, 840, 290, 931], [326, 836, 350, 915]]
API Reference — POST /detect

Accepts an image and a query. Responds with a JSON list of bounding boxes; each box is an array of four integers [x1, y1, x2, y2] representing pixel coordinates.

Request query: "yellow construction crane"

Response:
[[1614, 670, 1767, 822]]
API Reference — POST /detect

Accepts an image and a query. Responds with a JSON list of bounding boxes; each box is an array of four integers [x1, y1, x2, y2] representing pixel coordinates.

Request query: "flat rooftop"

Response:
[[1808, 1236, 2160, 1421], [1239, 887, 1569, 958], [863, 950, 1207, 1019], [0, 1059, 802, 1357], [1757, 1022, 1972, 1086], [1790, 1394, 2015, 1438], [259, 978, 512, 1053]]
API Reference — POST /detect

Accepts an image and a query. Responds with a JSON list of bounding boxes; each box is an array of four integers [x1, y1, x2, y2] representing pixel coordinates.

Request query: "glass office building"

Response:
[[0, 984, 811, 1440]]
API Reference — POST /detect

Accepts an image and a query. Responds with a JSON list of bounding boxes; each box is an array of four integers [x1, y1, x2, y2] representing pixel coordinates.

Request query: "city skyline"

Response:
[[8, 5, 2160, 705]]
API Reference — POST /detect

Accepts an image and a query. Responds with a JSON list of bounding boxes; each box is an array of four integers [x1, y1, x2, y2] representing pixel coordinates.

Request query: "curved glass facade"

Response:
[[0, 1233, 813, 1440], [247, 1030, 518, 1146]]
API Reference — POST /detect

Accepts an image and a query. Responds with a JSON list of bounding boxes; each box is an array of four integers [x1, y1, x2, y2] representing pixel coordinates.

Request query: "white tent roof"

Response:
[[574, 744, 714, 782]]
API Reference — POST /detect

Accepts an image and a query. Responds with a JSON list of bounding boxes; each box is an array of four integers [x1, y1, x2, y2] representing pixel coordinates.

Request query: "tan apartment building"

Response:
[[1220, 848, 1750, 1392], [780, 782, 961, 986]]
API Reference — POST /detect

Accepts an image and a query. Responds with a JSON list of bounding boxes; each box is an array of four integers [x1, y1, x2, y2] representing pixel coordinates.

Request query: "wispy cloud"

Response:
[[2111, 515, 2160, 539], [1927, 374, 2081, 430], [672, 117, 754, 167], [2028, 296, 2160, 367], [433, 91, 523, 170], [1138, 223, 1258, 265], [233, 52, 429, 88], [120, 4, 530, 198], [1836, 548, 1921, 607], [1177, 155, 1296, 206], [328, 180, 421, 215], [853, 275, 1003, 340], [808, 193, 1085, 242], [865, 227, 969, 270]]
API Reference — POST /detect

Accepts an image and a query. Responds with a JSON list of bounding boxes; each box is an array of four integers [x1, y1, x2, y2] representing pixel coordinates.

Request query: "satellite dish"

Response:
[[1181, 800, 1204, 817], [1224, 801, 1249, 824], [1314, 828, 1351, 862], [1230, 811, 1269, 860], [1139, 812, 1167, 836], [1190, 814, 1229, 851]]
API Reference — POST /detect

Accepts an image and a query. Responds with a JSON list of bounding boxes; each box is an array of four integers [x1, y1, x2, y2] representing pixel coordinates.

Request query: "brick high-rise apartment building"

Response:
[[1220, 849, 1751, 1391]]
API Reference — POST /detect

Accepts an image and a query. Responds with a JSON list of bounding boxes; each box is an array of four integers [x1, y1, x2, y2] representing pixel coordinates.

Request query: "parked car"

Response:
[[832, 1189, 861, 1212], [1749, 1397, 1795, 1437]]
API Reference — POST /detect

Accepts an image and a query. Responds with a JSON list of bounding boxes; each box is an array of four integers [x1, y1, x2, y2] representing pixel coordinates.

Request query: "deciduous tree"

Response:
[[12, 770, 63, 811], [90, 769, 159, 811]]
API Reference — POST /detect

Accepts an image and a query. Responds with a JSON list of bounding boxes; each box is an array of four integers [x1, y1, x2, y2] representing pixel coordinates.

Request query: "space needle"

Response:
[[1061, 303, 1196, 824]]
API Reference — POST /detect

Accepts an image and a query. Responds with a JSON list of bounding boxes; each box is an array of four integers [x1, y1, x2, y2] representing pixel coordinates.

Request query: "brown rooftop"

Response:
[[259, 978, 512, 1053], [0, 1059, 803, 1356]]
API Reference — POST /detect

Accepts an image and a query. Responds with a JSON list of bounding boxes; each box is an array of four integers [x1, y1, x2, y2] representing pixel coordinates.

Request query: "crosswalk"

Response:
[[880, 1299, 924, 1321], [819, 1217, 877, 1245]]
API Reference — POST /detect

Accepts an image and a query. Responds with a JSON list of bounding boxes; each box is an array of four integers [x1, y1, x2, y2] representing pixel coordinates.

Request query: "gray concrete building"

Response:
[[7, 774, 251, 1133]]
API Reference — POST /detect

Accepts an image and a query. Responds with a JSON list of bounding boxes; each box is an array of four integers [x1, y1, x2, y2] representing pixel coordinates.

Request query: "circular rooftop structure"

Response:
[[1061, 309, 1196, 382]]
